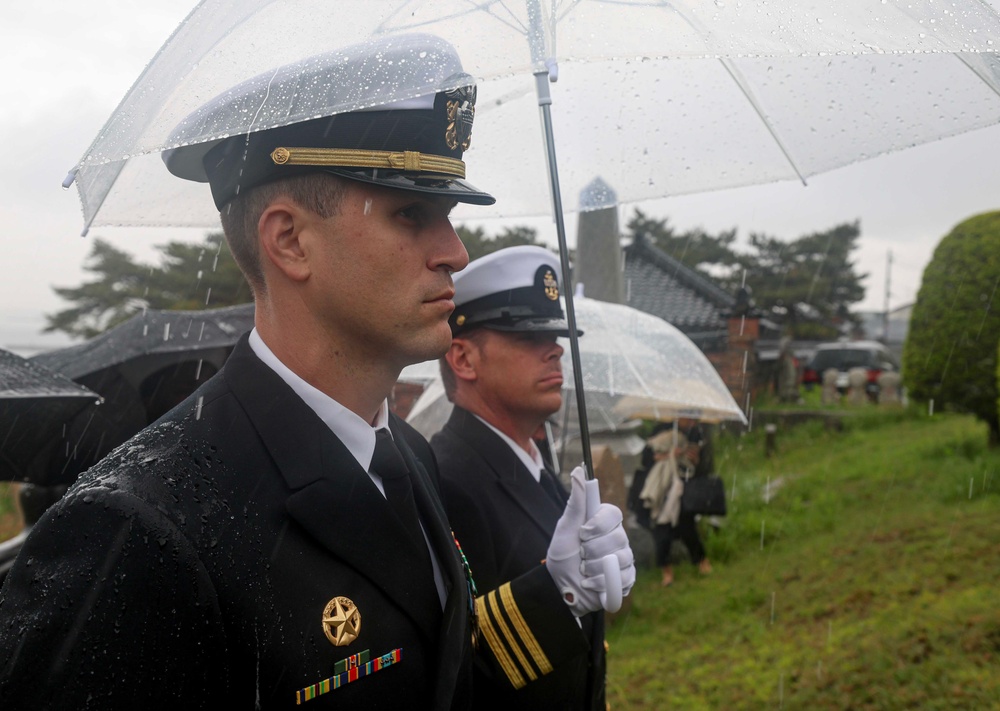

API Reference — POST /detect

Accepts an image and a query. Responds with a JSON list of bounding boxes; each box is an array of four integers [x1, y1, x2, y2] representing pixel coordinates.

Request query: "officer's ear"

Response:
[[444, 337, 481, 384], [258, 199, 312, 283]]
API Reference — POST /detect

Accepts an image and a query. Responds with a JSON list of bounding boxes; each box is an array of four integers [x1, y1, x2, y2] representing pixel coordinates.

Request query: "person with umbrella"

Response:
[[0, 37, 632, 710], [432, 246, 620, 710], [638, 423, 714, 588]]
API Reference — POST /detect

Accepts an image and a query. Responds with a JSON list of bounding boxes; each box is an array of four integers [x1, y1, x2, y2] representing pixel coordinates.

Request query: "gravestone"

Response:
[[593, 444, 627, 515], [777, 338, 800, 403], [821, 368, 840, 404], [592, 444, 634, 621], [877, 370, 902, 405], [847, 367, 869, 405]]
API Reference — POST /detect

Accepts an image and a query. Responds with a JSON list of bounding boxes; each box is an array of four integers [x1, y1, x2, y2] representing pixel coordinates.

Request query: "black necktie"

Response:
[[539, 466, 568, 507], [371, 429, 434, 579]]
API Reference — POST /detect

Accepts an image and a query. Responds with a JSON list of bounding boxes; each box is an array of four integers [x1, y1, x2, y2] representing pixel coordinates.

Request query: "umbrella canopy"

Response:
[[566, 297, 747, 424], [0, 348, 101, 483], [33, 303, 255, 384], [400, 296, 745, 439], [26, 303, 255, 485], [67, 0, 1000, 232]]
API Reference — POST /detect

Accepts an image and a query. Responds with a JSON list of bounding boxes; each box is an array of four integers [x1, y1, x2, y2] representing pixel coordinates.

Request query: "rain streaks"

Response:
[[805, 227, 837, 305], [973, 274, 999, 340]]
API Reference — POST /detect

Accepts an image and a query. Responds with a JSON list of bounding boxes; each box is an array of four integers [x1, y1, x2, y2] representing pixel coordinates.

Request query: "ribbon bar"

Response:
[[295, 648, 403, 705]]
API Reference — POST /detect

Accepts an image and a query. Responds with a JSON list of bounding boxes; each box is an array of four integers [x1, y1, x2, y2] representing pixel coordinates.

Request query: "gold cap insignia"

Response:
[[271, 146, 291, 164], [456, 314, 466, 326], [543, 270, 559, 301], [322, 596, 361, 647], [444, 84, 477, 151]]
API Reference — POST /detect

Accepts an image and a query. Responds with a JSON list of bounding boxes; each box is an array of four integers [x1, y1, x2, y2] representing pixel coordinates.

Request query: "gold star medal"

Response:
[[322, 596, 361, 647]]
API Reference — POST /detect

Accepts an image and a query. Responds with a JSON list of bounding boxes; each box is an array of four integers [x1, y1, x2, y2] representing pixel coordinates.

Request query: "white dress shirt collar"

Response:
[[473, 414, 544, 482], [248, 328, 388, 473]]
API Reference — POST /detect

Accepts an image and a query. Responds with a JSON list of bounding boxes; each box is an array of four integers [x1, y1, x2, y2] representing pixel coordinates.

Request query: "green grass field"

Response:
[[607, 409, 1000, 710]]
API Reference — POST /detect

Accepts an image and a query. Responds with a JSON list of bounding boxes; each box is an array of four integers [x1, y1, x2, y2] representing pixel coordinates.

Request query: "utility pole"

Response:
[[883, 249, 893, 342]]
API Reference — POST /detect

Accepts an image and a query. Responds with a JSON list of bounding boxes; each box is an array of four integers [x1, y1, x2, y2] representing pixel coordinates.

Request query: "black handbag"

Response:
[[681, 474, 727, 516]]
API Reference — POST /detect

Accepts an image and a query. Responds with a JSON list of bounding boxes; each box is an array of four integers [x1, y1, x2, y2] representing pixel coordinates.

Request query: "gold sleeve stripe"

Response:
[[476, 593, 526, 689], [486, 588, 538, 685], [498, 583, 553, 675]]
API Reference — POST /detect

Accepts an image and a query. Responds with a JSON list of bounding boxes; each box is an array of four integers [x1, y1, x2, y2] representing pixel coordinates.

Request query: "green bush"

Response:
[[903, 211, 1000, 445]]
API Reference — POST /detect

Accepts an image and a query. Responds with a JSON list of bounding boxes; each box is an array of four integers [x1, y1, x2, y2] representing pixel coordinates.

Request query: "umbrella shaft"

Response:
[[534, 70, 594, 482]]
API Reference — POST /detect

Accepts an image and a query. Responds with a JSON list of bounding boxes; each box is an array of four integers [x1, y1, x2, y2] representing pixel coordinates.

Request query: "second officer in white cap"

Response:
[[432, 245, 634, 711]]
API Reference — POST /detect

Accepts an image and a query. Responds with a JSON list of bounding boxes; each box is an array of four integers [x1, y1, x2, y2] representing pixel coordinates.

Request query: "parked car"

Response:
[[802, 341, 900, 399]]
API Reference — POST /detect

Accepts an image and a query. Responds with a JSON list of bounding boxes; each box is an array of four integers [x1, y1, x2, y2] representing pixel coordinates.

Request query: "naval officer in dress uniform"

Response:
[[432, 246, 627, 710], [0, 36, 632, 710]]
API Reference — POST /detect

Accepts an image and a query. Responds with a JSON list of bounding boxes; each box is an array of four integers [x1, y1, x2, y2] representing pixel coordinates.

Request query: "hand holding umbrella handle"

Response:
[[585, 478, 622, 613], [548, 467, 631, 616]]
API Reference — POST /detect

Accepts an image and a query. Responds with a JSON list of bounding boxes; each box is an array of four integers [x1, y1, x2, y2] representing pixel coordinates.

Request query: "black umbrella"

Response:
[[34, 303, 255, 382], [28, 303, 255, 485], [0, 348, 101, 483]]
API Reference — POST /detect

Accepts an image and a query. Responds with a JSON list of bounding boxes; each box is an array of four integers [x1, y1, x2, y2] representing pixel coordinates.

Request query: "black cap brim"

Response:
[[478, 318, 583, 338], [320, 167, 495, 205]]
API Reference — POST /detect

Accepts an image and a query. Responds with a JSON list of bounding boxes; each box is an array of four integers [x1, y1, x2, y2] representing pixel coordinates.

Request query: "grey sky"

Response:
[[3, 0, 999, 354]]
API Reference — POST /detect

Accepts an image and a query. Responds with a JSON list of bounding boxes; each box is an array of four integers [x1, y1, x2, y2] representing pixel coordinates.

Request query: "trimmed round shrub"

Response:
[[903, 211, 1000, 444]]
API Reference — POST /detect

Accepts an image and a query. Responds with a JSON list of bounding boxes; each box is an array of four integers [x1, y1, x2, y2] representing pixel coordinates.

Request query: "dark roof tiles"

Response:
[[623, 235, 733, 333]]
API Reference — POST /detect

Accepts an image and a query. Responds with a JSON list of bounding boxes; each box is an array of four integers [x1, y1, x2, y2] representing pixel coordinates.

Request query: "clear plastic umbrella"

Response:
[[400, 296, 745, 440], [66, 1, 1000, 232], [565, 297, 746, 424]]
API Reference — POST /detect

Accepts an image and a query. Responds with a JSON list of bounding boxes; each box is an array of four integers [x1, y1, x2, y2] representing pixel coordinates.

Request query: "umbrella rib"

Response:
[[718, 58, 808, 187], [372, 0, 528, 36], [491, 0, 531, 33], [954, 52, 1000, 102], [594, 0, 713, 41]]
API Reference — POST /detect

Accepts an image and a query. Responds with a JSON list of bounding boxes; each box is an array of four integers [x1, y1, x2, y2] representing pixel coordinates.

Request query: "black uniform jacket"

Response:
[[431, 406, 606, 711], [0, 338, 579, 710]]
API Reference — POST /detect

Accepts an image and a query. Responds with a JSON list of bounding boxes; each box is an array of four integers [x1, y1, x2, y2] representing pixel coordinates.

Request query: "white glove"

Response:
[[546, 467, 636, 616]]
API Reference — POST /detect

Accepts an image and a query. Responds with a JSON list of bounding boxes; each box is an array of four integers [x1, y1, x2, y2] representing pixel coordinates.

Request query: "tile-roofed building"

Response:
[[623, 233, 737, 352], [621, 233, 785, 407]]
